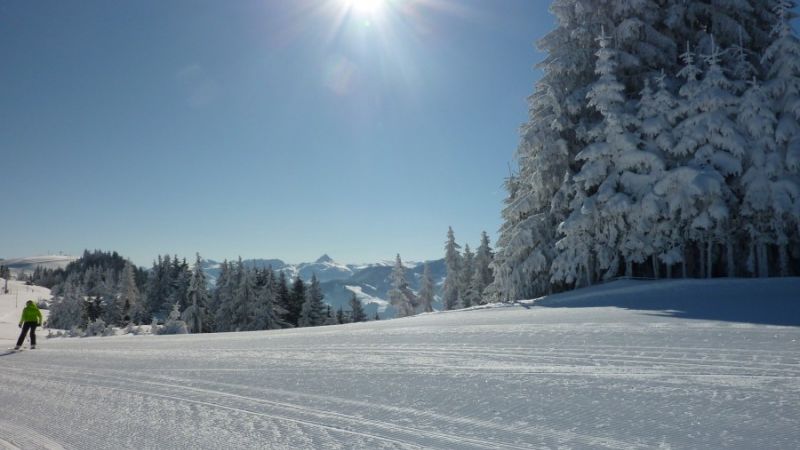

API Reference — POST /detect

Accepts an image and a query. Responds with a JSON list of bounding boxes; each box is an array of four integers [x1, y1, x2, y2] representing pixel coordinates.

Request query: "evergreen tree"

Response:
[[48, 273, 86, 331], [251, 274, 288, 330], [119, 261, 143, 324], [459, 244, 475, 306], [161, 303, 189, 335], [442, 227, 461, 310], [274, 271, 292, 325], [299, 274, 325, 327], [212, 261, 236, 332], [493, 0, 798, 299], [388, 254, 415, 317], [417, 262, 435, 313], [287, 276, 306, 327], [336, 306, 347, 324], [348, 291, 367, 322], [182, 254, 210, 333], [473, 231, 494, 300], [761, 0, 800, 275], [233, 260, 257, 331]]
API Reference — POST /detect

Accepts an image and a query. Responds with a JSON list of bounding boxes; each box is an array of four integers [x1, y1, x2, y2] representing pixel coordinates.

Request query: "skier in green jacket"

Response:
[[15, 300, 43, 350]]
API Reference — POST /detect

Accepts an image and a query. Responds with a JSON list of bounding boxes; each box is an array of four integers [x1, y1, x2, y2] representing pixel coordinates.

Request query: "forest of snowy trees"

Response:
[[43, 251, 368, 335], [386, 228, 494, 317], [491, 0, 800, 301]]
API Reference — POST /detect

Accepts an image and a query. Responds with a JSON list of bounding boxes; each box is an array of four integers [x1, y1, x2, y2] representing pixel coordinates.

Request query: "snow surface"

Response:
[[1, 278, 799, 449], [1, 255, 76, 273], [0, 279, 51, 348]]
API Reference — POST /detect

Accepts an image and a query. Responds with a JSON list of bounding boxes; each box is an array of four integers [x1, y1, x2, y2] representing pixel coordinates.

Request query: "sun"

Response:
[[344, 0, 386, 16]]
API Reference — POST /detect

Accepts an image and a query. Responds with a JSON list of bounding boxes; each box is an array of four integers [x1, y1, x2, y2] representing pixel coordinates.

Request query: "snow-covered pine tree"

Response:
[[252, 272, 287, 330], [739, 77, 780, 277], [472, 231, 494, 300], [287, 276, 306, 327], [388, 254, 415, 317], [556, 28, 639, 282], [211, 260, 236, 332], [274, 271, 292, 324], [495, 0, 799, 300], [761, 0, 800, 275], [459, 244, 474, 307], [673, 37, 744, 277], [161, 302, 189, 335], [299, 274, 325, 327], [349, 291, 367, 322], [442, 227, 461, 310], [48, 273, 86, 331], [119, 261, 143, 325], [417, 262, 435, 313], [182, 254, 210, 333], [233, 260, 257, 331], [100, 268, 123, 326]]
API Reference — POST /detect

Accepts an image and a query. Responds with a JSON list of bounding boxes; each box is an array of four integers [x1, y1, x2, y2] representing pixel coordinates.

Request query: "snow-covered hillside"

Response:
[[1, 255, 77, 275], [0, 279, 51, 348], [1, 278, 798, 449]]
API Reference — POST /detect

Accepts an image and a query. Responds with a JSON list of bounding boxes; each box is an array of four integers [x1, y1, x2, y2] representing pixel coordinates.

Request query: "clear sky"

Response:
[[0, 0, 551, 266]]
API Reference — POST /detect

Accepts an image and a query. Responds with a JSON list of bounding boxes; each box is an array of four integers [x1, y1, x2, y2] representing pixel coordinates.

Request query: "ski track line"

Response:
[[276, 347, 800, 374], [4, 366, 640, 449], [137, 345, 799, 373], [4, 369, 515, 450], [0, 421, 65, 450], [89, 368, 643, 449], [66, 372, 550, 450], [0, 370, 422, 450]]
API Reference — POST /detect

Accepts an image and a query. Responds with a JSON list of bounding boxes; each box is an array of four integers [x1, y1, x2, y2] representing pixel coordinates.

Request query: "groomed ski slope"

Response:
[[1, 278, 799, 449]]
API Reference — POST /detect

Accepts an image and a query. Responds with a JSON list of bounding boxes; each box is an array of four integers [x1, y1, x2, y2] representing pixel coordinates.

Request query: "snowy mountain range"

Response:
[[201, 255, 447, 318]]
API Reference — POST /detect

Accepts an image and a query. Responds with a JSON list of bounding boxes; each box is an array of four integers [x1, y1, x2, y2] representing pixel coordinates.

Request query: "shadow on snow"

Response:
[[533, 277, 800, 327]]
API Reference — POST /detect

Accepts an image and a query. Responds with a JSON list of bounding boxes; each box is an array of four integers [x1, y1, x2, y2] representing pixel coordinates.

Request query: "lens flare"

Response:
[[347, 0, 384, 14]]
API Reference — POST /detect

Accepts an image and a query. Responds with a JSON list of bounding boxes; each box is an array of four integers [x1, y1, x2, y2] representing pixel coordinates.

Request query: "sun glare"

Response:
[[345, 0, 385, 16]]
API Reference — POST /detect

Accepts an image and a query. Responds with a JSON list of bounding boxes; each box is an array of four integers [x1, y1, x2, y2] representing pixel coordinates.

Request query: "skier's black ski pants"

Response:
[[16, 322, 37, 347]]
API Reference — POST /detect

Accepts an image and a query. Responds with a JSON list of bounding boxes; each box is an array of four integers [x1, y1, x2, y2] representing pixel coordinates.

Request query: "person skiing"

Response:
[[15, 300, 43, 350]]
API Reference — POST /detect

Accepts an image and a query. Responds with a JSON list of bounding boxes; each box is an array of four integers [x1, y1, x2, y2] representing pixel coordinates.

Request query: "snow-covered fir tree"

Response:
[[161, 302, 189, 335], [442, 227, 461, 309], [299, 274, 325, 327], [459, 244, 475, 306], [472, 231, 494, 301], [348, 292, 367, 322], [48, 273, 86, 330], [493, 0, 800, 301], [388, 254, 416, 317], [251, 268, 288, 330], [181, 254, 210, 333], [119, 261, 143, 324], [417, 262, 435, 313]]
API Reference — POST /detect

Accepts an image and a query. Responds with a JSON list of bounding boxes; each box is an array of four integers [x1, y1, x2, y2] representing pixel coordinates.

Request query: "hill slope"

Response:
[[0, 278, 798, 448]]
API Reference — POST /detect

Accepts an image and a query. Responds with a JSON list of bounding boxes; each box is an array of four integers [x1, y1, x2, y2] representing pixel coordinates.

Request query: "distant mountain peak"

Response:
[[315, 254, 334, 264]]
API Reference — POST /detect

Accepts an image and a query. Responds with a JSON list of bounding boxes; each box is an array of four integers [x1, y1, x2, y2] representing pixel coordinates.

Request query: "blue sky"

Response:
[[0, 0, 551, 266]]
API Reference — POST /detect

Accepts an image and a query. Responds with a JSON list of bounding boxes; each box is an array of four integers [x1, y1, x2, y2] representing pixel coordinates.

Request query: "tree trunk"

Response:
[[757, 242, 769, 278], [779, 244, 789, 276], [625, 260, 632, 278], [706, 239, 713, 279], [682, 247, 688, 279], [699, 242, 706, 278], [584, 254, 592, 287], [652, 255, 659, 280], [726, 239, 735, 278]]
